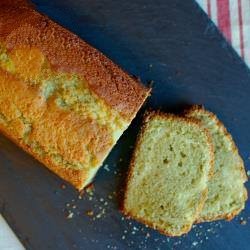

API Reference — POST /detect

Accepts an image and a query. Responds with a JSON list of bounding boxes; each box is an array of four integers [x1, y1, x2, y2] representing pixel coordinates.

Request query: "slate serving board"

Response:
[[0, 0, 249, 249]]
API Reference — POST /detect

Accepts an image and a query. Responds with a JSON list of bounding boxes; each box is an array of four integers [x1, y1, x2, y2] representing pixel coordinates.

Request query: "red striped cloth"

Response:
[[197, 0, 250, 66]]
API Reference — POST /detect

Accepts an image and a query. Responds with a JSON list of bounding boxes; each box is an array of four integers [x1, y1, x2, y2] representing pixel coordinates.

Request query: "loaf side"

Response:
[[0, 5, 150, 189]]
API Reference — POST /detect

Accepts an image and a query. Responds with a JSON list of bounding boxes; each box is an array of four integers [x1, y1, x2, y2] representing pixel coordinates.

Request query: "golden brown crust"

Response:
[[0, 123, 86, 190], [121, 110, 214, 236], [184, 105, 248, 222], [0, 5, 150, 120]]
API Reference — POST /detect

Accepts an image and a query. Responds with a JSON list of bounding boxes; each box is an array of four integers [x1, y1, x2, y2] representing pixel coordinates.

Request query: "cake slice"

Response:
[[185, 106, 248, 222], [122, 112, 214, 236], [0, 3, 150, 190]]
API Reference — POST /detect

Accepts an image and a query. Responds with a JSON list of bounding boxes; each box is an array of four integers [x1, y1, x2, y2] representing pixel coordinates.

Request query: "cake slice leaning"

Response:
[[122, 112, 214, 236], [185, 106, 248, 222]]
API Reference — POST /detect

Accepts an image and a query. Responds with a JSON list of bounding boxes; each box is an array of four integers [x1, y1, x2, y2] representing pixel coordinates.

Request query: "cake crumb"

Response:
[[240, 219, 247, 225], [247, 170, 250, 177], [147, 80, 154, 88], [192, 241, 198, 246], [66, 211, 74, 219], [95, 208, 106, 219], [86, 210, 94, 217], [61, 184, 66, 189], [104, 164, 110, 172], [86, 183, 94, 193]]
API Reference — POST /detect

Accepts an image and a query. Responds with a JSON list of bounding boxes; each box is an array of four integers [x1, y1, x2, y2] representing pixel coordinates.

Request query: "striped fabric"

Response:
[[197, 0, 250, 66]]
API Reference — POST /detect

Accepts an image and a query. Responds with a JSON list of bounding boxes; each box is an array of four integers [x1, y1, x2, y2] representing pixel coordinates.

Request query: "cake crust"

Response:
[[0, 5, 149, 120]]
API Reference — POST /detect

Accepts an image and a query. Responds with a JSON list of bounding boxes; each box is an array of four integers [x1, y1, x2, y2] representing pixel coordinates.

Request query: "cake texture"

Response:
[[185, 106, 248, 222], [0, 3, 150, 190], [122, 112, 214, 236]]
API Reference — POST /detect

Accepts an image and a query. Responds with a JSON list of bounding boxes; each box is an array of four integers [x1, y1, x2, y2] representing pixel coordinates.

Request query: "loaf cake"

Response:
[[0, 3, 150, 190], [185, 106, 248, 222], [122, 112, 214, 236]]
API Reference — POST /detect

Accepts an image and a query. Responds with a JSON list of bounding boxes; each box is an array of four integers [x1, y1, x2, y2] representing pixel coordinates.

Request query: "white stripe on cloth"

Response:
[[197, 0, 208, 13], [242, 0, 250, 65], [229, 0, 241, 57], [197, 0, 250, 67], [210, 0, 218, 25]]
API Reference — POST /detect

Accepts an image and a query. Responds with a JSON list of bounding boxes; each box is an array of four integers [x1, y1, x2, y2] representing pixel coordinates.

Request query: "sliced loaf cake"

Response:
[[122, 112, 214, 236], [185, 106, 248, 222], [0, 4, 150, 190]]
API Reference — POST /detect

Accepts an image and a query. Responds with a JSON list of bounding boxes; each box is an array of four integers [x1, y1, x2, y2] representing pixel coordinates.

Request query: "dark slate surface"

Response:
[[0, 0, 249, 249]]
